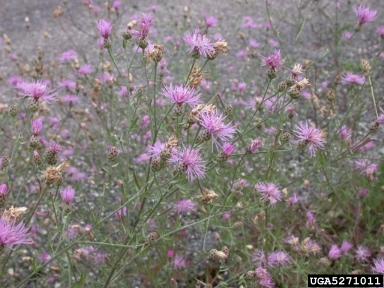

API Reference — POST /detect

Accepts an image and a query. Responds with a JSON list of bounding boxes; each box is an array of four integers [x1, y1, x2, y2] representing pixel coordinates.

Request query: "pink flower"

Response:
[[61, 94, 80, 104], [78, 64, 94, 76], [268, 251, 291, 266], [0, 216, 32, 249], [341, 72, 365, 85], [261, 49, 285, 70], [340, 241, 353, 254], [97, 19, 112, 39], [355, 245, 371, 263], [221, 143, 236, 157], [17, 80, 56, 102], [328, 244, 341, 260], [376, 26, 384, 36], [293, 121, 326, 157], [246, 139, 263, 153], [60, 186, 75, 204], [0, 183, 8, 197], [160, 84, 201, 106], [183, 30, 214, 58], [112, 1, 120, 9], [372, 257, 384, 273], [173, 255, 186, 269], [31, 117, 43, 135], [255, 267, 275, 288], [338, 125, 352, 142], [58, 50, 77, 62], [252, 249, 267, 267], [58, 79, 76, 89], [255, 182, 282, 205], [173, 199, 196, 214], [353, 5, 377, 26], [115, 206, 127, 221], [198, 110, 236, 149], [242, 16, 258, 29], [353, 159, 377, 180], [204, 15, 218, 28], [132, 14, 152, 39], [376, 114, 384, 124], [47, 140, 62, 154], [147, 141, 166, 159], [306, 211, 315, 226], [170, 146, 205, 182]]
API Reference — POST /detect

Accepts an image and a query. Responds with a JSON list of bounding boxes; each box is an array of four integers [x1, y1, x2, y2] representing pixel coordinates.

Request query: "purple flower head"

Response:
[[31, 117, 43, 135], [115, 206, 127, 221], [184, 30, 214, 58], [293, 121, 326, 157], [255, 267, 275, 288], [255, 182, 282, 205], [61, 94, 80, 104], [58, 79, 76, 90], [60, 186, 75, 204], [328, 244, 341, 260], [97, 19, 112, 39], [341, 72, 365, 85], [147, 141, 166, 159], [17, 80, 57, 102], [58, 50, 77, 62], [340, 241, 353, 254], [268, 251, 291, 267], [376, 114, 384, 124], [48, 140, 62, 154], [161, 84, 201, 106], [353, 159, 377, 180], [353, 5, 377, 26], [372, 257, 384, 274], [376, 26, 384, 36], [198, 110, 236, 149], [0, 216, 32, 249], [261, 49, 285, 70], [339, 125, 352, 142], [173, 255, 187, 269], [112, 1, 120, 9], [173, 199, 196, 214], [355, 245, 371, 263], [170, 146, 205, 182], [132, 13, 152, 39], [78, 64, 94, 76], [0, 183, 8, 197], [306, 211, 315, 225], [204, 15, 218, 28], [252, 249, 267, 267], [221, 142, 236, 157], [246, 139, 263, 154]]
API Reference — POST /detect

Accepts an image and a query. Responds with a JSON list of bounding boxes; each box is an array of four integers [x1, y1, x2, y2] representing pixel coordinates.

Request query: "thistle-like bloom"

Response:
[[255, 267, 275, 288], [0, 183, 8, 197], [17, 80, 56, 102], [353, 5, 377, 26], [293, 121, 326, 157], [31, 117, 43, 135], [58, 50, 77, 62], [173, 199, 196, 214], [60, 186, 75, 205], [246, 139, 263, 154], [255, 182, 282, 205], [0, 216, 32, 249], [132, 13, 152, 39], [184, 30, 214, 58], [353, 159, 377, 180], [340, 241, 353, 254], [338, 125, 352, 142], [261, 49, 285, 70], [355, 245, 371, 263], [341, 72, 365, 85], [198, 110, 236, 149], [372, 257, 384, 274], [220, 143, 236, 158], [328, 244, 341, 260], [268, 251, 291, 267], [376, 114, 384, 125], [170, 146, 205, 182], [161, 84, 201, 106], [97, 19, 112, 39]]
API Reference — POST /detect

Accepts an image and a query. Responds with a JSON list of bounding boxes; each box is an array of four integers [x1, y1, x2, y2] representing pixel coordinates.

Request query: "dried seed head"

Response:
[[9, 105, 17, 118], [166, 135, 178, 149], [361, 59, 371, 73], [303, 59, 312, 70], [146, 232, 159, 244], [195, 188, 219, 204], [188, 66, 204, 88], [3, 206, 27, 222], [327, 90, 335, 102], [107, 146, 119, 162], [42, 160, 70, 185], [221, 246, 229, 256], [232, 221, 243, 228], [246, 270, 257, 279], [53, 6, 64, 17], [126, 20, 137, 30]]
